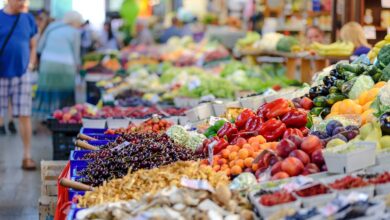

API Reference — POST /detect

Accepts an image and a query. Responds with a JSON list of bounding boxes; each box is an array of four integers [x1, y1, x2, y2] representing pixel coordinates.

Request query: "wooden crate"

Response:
[[41, 160, 67, 196], [39, 196, 57, 220]]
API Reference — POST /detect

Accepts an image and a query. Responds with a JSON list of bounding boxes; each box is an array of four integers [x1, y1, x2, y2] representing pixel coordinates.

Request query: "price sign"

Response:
[[181, 177, 215, 192], [110, 141, 130, 151], [363, 26, 376, 40]]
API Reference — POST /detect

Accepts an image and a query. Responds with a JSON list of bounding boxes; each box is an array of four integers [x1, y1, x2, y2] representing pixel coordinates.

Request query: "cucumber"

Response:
[[326, 93, 346, 105], [313, 96, 329, 107]]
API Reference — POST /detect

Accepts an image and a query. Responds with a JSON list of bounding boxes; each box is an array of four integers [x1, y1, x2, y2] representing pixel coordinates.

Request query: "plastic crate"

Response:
[[52, 132, 78, 160], [47, 118, 82, 133], [80, 128, 107, 135], [70, 150, 92, 176], [87, 140, 109, 147], [86, 134, 118, 140], [68, 189, 86, 202]]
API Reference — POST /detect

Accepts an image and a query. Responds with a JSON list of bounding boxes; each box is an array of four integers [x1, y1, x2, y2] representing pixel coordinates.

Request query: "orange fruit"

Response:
[[226, 145, 234, 151], [248, 137, 257, 144], [230, 145, 240, 152], [235, 159, 245, 168], [244, 157, 254, 168], [221, 164, 229, 170], [217, 158, 227, 165], [243, 146, 254, 157], [252, 163, 259, 171], [242, 143, 251, 149], [231, 165, 243, 175], [221, 149, 230, 159], [238, 148, 249, 159], [236, 137, 247, 147], [213, 165, 221, 172], [256, 135, 267, 144], [251, 142, 261, 151], [229, 160, 235, 167], [229, 152, 238, 161], [200, 159, 209, 165], [223, 168, 231, 176]]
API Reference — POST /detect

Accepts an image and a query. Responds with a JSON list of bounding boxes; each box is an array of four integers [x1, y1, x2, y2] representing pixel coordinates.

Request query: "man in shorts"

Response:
[[0, 0, 38, 170]]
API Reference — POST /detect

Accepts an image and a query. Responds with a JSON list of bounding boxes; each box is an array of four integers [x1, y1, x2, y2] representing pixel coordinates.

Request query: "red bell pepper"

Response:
[[299, 126, 310, 136], [258, 118, 287, 141], [283, 128, 304, 138], [217, 122, 238, 142], [235, 109, 255, 129], [230, 130, 258, 144], [244, 115, 263, 132], [201, 136, 229, 155], [257, 98, 291, 120], [281, 109, 308, 128]]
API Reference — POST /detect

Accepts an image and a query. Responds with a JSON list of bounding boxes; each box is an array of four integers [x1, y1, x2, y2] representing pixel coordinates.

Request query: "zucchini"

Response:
[[310, 107, 324, 116], [313, 96, 329, 107], [326, 93, 346, 105]]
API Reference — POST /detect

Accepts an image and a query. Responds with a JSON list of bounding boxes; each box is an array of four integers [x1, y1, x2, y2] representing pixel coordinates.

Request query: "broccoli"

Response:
[[380, 63, 390, 82], [276, 36, 299, 52], [378, 45, 390, 68]]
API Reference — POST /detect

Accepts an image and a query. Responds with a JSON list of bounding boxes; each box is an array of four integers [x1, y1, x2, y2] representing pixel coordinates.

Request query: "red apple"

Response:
[[62, 113, 72, 122], [300, 97, 314, 110], [281, 157, 304, 176], [271, 161, 283, 176], [289, 150, 310, 165], [269, 155, 282, 166], [271, 172, 290, 180], [311, 149, 325, 167], [53, 110, 63, 120], [302, 163, 320, 175], [276, 139, 297, 158], [286, 135, 303, 148], [301, 135, 322, 155]]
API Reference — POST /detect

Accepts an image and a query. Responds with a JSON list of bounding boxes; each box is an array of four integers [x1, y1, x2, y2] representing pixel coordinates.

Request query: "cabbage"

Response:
[[166, 125, 189, 146], [348, 75, 374, 99], [379, 81, 390, 106], [186, 132, 206, 151]]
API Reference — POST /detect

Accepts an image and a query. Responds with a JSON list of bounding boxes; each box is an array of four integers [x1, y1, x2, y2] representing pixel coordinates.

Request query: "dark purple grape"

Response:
[[345, 130, 359, 140], [345, 125, 359, 131], [310, 130, 329, 139], [331, 133, 348, 142], [326, 120, 343, 136]]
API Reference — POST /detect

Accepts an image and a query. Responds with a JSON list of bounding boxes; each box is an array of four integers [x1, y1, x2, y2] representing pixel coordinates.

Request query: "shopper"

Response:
[[0, 0, 38, 169], [32, 11, 83, 122], [305, 26, 324, 44], [131, 20, 155, 46], [81, 20, 93, 56], [340, 22, 371, 56], [160, 17, 183, 43], [98, 21, 119, 51]]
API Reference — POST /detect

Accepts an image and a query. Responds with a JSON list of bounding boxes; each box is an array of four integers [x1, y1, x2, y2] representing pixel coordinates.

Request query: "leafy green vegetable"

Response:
[[166, 125, 189, 146], [380, 63, 390, 82], [204, 120, 226, 138], [276, 36, 299, 52], [348, 75, 374, 99], [378, 45, 390, 68]]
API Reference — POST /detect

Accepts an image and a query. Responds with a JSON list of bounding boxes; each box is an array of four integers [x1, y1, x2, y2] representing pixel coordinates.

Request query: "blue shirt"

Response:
[[353, 46, 371, 56], [0, 10, 37, 78]]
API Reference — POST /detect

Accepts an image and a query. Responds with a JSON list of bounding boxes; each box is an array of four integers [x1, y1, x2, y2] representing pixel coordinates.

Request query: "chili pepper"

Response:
[[299, 127, 310, 136], [257, 98, 291, 120], [283, 128, 304, 138], [258, 118, 287, 142], [244, 115, 264, 132], [217, 122, 238, 142], [281, 109, 308, 128], [235, 109, 255, 129]]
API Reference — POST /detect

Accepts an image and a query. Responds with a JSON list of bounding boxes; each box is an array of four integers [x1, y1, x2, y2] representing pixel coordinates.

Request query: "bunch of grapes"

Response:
[[79, 133, 204, 186]]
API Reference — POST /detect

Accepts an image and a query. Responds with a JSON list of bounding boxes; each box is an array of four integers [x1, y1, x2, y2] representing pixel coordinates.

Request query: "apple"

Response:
[[311, 149, 325, 167], [271, 172, 290, 180], [300, 97, 314, 110], [281, 157, 304, 176], [271, 161, 283, 176], [286, 135, 303, 148], [276, 139, 297, 158], [53, 110, 63, 120], [62, 113, 72, 122], [289, 150, 310, 165], [302, 163, 320, 175], [74, 103, 84, 111], [269, 155, 282, 166], [301, 135, 323, 155]]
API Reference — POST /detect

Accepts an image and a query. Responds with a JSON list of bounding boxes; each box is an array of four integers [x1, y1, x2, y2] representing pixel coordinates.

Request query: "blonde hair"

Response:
[[340, 22, 371, 48], [63, 11, 84, 27]]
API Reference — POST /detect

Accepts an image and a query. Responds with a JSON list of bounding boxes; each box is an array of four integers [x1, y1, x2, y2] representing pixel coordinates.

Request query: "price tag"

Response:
[[208, 141, 217, 165], [382, 0, 390, 8], [363, 26, 376, 40], [110, 141, 130, 151], [181, 177, 215, 192]]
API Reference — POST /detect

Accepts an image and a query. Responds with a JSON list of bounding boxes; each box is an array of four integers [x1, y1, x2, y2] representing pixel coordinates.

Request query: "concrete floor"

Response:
[[0, 130, 52, 220]]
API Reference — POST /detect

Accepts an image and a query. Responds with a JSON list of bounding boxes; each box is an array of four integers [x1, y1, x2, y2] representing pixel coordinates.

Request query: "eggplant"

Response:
[[323, 75, 337, 88], [380, 112, 390, 135]]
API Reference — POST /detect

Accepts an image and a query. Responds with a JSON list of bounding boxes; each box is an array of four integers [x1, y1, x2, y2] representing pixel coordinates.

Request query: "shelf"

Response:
[[375, 26, 388, 31]]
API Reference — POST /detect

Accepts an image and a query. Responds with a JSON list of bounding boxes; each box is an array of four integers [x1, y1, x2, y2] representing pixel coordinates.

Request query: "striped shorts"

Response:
[[0, 73, 32, 117]]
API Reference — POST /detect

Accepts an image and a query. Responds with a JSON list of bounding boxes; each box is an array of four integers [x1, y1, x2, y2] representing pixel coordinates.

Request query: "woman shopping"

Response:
[[340, 22, 371, 56], [32, 11, 83, 120]]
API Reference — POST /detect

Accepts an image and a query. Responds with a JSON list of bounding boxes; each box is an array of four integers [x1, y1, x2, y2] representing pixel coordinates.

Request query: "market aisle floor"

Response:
[[0, 130, 52, 220]]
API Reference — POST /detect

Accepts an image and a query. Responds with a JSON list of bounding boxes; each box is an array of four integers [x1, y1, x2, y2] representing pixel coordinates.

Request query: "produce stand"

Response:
[[84, 73, 114, 105]]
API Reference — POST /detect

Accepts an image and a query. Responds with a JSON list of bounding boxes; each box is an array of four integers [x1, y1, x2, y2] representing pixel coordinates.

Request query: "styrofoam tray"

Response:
[[82, 118, 106, 129], [320, 174, 375, 198], [256, 199, 301, 219], [185, 103, 214, 122], [294, 191, 336, 208], [212, 101, 241, 116], [375, 182, 390, 195], [375, 151, 390, 165], [106, 118, 130, 129], [239, 95, 265, 110], [323, 141, 376, 173]]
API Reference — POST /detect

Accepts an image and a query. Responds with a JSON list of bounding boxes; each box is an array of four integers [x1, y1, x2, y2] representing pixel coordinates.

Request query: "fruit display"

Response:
[[328, 176, 370, 190], [52, 104, 97, 124], [76, 185, 254, 220], [104, 117, 173, 134], [79, 133, 202, 186], [310, 119, 359, 145], [259, 191, 296, 206], [310, 41, 354, 57], [82, 51, 122, 73], [365, 172, 390, 185], [294, 184, 330, 197], [78, 161, 230, 207]]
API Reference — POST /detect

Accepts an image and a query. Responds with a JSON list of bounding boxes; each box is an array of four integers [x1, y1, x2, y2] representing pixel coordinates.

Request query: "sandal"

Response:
[[22, 158, 37, 170]]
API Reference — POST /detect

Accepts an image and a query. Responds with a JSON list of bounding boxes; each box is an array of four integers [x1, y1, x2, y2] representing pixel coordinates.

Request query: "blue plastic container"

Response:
[[86, 133, 118, 140], [80, 127, 107, 135], [68, 189, 86, 202], [67, 204, 84, 220], [69, 150, 92, 176], [87, 140, 109, 147]]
